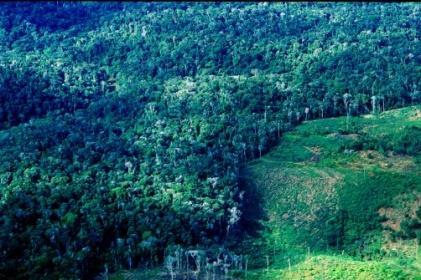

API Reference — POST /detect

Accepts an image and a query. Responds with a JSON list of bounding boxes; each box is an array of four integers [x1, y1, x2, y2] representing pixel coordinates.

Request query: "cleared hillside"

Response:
[[240, 106, 421, 279]]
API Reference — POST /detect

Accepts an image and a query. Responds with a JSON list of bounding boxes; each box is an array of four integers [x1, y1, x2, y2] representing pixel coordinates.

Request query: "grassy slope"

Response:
[[240, 106, 421, 279]]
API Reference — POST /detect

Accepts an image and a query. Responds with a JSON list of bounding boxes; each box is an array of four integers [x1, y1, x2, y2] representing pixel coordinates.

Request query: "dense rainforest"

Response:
[[0, 2, 420, 279]]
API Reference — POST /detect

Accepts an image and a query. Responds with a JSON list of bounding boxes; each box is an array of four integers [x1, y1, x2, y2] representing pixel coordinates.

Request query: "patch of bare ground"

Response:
[[326, 133, 359, 140], [282, 168, 343, 225], [381, 234, 419, 257], [379, 207, 401, 231], [409, 108, 421, 121], [362, 124, 379, 133], [351, 150, 416, 171], [379, 191, 420, 231], [254, 165, 344, 228], [297, 169, 342, 223], [304, 146, 322, 162], [304, 146, 322, 154], [379, 191, 421, 255]]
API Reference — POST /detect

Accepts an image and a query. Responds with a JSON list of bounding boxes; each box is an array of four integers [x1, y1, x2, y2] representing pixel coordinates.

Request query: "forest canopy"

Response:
[[0, 2, 420, 279]]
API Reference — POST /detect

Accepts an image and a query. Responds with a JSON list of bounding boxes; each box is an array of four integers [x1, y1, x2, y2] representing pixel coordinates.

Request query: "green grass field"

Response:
[[238, 106, 421, 279], [245, 255, 420, 280]]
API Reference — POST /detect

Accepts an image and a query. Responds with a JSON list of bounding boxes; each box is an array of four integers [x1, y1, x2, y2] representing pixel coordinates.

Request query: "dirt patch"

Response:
[[378, 191, 421, 232], [256, 166, 344, 227], [408, 108, 421, 121], [379, 207, 401, 231], [326, 133, 359, 140], [362, 124, 379, 133], [379, 192, 420, 256], [294, 168, 343, 223], [381, 234, 419, 257], [357, 150, 416, 171], [358, 150, 383, 165], [304, 146, 322, 162], [304, 146, 322, 154]]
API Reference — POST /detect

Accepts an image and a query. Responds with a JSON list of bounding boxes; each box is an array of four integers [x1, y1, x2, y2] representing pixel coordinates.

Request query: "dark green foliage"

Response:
[[0, 66, 100, 129], [0, 2, 420, 279], [392, 126, 421, 156]]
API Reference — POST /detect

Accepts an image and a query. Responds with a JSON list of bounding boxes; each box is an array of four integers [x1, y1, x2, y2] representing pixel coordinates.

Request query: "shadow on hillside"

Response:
[[234, 167, 312, 271], [237, 167, 267, 239]]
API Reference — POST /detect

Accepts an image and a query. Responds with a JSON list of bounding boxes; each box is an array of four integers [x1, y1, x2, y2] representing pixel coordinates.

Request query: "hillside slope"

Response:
[[240, 106, 421, 279]]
